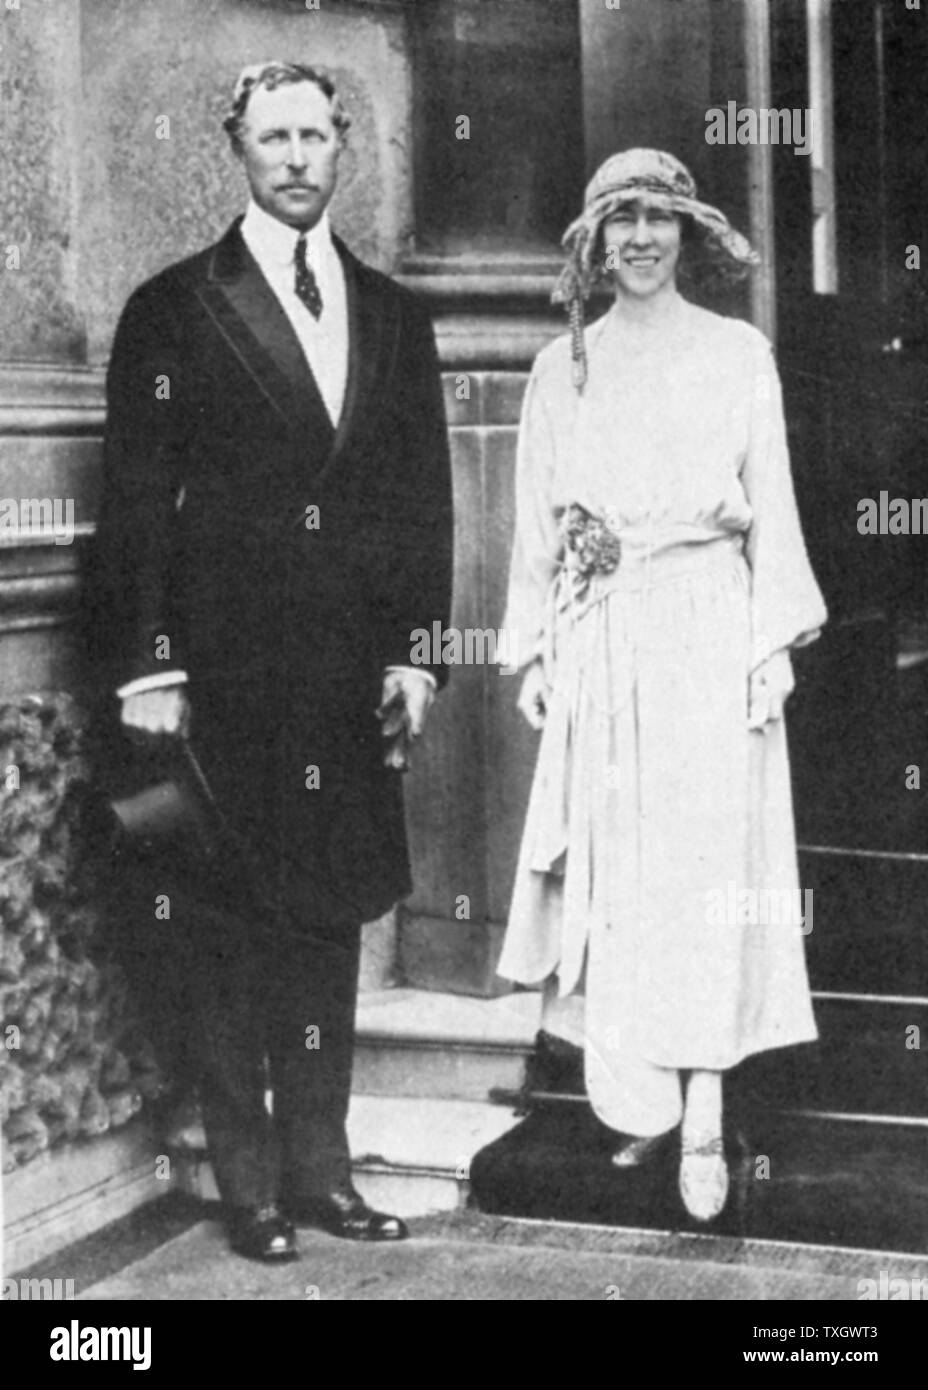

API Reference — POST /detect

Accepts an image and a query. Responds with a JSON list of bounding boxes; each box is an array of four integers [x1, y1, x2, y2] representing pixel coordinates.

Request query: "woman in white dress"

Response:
[[499, 149, 827, 1221]]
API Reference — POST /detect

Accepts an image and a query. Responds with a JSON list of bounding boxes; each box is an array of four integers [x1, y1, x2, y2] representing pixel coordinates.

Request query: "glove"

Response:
[[120, 685, 190, 738], [376, 669, 435, 770]]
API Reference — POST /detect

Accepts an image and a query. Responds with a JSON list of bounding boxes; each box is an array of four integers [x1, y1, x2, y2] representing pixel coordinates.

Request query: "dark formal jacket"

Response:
[[89, 218, 453, 926]]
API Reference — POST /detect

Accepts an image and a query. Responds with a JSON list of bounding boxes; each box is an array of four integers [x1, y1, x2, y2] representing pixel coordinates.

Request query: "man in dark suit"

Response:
[[91, 61, 452, 1262]]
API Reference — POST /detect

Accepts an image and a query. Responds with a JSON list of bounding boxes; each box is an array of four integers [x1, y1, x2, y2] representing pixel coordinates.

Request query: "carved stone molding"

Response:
[[0, 365, 105, 437]]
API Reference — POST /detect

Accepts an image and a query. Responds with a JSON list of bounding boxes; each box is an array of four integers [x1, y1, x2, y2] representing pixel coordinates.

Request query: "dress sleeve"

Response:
[[741, 335, 828, 672], [502, 359, 565, 670]]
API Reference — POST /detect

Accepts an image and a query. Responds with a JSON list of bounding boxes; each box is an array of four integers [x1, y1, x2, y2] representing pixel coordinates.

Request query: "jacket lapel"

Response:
[[325, 238, 400, 476], [195, 218, 335, 452], [193, 221, 402, 496]]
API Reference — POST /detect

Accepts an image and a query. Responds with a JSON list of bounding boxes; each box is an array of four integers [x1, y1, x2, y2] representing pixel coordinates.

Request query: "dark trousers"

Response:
[[116, 861, 363, 1212]]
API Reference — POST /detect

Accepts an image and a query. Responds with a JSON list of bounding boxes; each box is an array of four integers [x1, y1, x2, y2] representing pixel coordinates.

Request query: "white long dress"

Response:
[[499, 295, 827, 1117]]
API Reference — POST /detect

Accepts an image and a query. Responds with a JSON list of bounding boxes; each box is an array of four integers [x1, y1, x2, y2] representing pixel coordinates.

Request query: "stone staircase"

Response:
[[171, 987, 541, 1219], [167, 979, 928, 1256], [339, 988, 539, 1217], [9, 978, 927, 1275]]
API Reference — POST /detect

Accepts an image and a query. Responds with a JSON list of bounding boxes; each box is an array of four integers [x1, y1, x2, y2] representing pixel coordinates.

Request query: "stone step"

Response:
[[356, 987, 928, 1122], [350, 1095, 524, 1218], [3, 1117, 167, 1275], [352, 987, 540, 1101], [170, 1095, 524, 1220]]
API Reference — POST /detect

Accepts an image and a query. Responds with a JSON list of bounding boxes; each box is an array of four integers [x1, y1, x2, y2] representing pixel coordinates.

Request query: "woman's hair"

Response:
[[676, 213, 756, 290], [223, 61, 351, 152]]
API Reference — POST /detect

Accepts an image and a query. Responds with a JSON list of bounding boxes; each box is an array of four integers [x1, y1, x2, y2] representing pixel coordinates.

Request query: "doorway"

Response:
[[744, 0, 928, 1135]]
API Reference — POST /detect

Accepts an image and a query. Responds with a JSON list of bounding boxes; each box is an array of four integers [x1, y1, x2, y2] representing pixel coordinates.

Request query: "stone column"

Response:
[[578, 0, 715, 183]]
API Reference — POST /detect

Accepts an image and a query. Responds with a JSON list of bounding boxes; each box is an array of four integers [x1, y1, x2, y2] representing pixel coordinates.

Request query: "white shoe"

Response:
[[679, 1135, 728, 1221]]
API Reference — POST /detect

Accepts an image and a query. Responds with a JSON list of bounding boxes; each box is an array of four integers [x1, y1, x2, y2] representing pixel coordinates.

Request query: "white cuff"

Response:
[[385, 665, 438, 691], [117, 670, 189, 700]]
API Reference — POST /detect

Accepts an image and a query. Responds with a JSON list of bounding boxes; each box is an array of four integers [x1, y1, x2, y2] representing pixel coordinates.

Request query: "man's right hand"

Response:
[[120, 686, 190, 737]]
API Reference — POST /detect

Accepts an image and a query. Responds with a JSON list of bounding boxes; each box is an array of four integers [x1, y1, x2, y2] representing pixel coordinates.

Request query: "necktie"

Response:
[[294, 234, 323, 319]]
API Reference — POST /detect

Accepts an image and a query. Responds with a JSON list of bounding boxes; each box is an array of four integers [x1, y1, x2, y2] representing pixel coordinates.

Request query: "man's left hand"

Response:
[[377, 669, 435, 770]]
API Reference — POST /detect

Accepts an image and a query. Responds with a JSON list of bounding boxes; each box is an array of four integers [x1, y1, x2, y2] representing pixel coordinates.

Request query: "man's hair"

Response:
[[223, 61, 351, 152]]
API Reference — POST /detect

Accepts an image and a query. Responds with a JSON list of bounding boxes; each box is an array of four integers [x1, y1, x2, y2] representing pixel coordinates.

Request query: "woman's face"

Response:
[[602, 199, 683, 299]]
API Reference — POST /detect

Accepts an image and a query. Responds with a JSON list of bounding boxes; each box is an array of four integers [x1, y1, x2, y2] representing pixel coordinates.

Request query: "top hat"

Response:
[[109, 739, 224, 855], [83, 734, 226, 862]]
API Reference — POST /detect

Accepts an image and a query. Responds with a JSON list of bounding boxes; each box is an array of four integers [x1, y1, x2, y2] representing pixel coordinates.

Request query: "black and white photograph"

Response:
[[0, 0, 926, 1337]]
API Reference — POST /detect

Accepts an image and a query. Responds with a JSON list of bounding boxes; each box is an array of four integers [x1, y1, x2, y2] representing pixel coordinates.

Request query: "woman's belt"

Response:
[[543, 528, 747, 682]]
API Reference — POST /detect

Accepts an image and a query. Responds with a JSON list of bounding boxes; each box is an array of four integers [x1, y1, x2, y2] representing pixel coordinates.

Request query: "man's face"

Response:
[[236, 80, 341, 230], [602, 199, 682, 298]]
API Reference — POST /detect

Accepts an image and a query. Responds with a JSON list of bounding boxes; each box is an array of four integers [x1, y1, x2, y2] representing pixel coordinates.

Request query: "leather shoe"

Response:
[[285, 1186, 408, 1241], [228, 1205, 298, 1263]]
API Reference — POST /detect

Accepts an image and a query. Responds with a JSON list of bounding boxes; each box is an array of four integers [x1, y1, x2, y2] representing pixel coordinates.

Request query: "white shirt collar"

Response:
[[241, 199, 335, 271]]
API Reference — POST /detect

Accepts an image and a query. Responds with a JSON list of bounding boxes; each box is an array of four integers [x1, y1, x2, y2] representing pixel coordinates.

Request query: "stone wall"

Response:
[[0, 0, 85, 363]]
